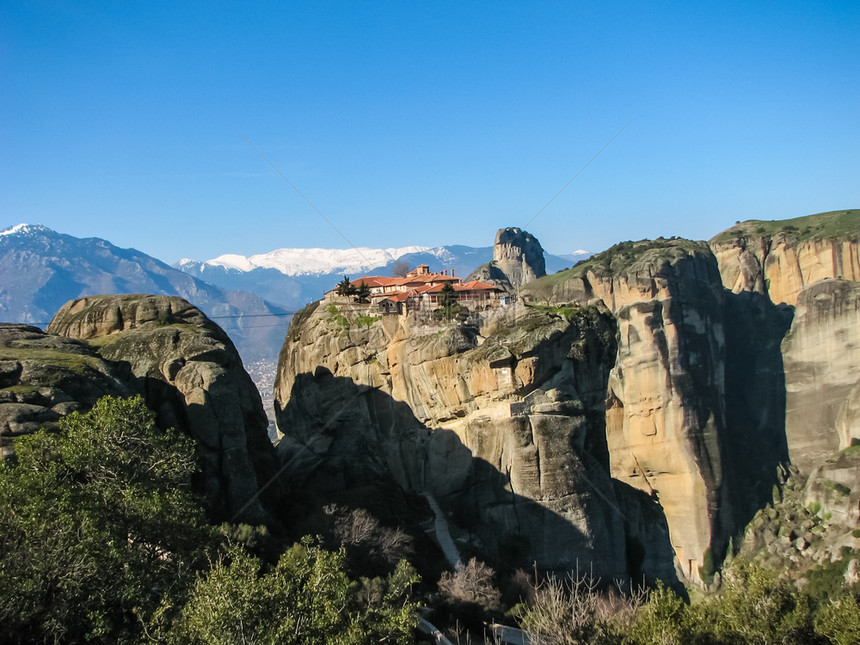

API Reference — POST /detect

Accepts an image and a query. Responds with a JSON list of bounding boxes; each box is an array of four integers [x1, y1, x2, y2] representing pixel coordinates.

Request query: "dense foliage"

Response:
[[519, 559, 860, 645], [0, 395, 215, 643], [0, 396, 421, 644]]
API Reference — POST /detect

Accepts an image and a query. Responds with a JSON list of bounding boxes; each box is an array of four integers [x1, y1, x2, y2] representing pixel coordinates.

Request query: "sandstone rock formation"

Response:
[[710, 210, 860, 306], [0, 323, 132, 459], [522, 239, 735, 582], [275, 300, 679, 583], [48, 294, 280, 523], [804, 448, 860, 531], [467, 227, 547, 292], [781, 279, 860, 472]]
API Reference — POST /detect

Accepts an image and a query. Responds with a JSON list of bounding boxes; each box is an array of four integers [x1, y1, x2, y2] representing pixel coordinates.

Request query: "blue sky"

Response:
[[2, 1, 858, 263]]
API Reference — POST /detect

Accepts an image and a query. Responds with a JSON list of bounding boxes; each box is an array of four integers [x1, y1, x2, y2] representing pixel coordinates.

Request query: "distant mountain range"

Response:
[[0, 224, 289, 366], [175, 244, 587, 310], [0, 223, 590, 424]]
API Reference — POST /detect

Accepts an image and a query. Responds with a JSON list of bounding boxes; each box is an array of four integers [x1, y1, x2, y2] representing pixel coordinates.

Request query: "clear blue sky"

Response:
[[2, 1, 858, 263]]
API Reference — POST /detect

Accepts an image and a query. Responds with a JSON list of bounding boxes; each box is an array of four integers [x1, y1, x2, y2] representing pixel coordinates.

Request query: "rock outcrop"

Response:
[[523, 239, 734, 582], [781, 279, 860, 472], [467, 227, 546, 292], [275, 300, 678, 583], [710, 210, 860, 306], [48, 294, 281, 523], [0, 323, 133, 459], [805, 448, 860, 531]]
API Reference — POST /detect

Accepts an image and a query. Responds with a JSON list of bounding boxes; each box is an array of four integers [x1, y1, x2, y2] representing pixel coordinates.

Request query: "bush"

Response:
[[438, 558, 502, 612], [519, 573, 638, 645], [170, 537, 419, 645], [0, 395, 217, 644], [629, 582, 696, 645], [815, 594, 860, 645]]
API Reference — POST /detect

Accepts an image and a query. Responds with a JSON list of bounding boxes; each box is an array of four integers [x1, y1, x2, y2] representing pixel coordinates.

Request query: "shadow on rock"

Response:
[[276, 367, 682, 590]]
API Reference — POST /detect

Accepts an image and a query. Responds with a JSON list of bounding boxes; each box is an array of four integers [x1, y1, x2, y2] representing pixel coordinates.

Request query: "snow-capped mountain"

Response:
[[0, 224, 289, 364], [178, 245, 435, 276], [175, 243, 575, 311]]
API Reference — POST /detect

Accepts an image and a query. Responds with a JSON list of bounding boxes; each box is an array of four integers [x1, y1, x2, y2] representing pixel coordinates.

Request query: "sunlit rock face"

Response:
[[467, 227, 547, 292], [711, 211, 860, 476], [781, 280, 860, 472], [522, 240, 740, 583], [710, 217, 860, 307], [48, 294, 281, 524], [275, 299, 679, 583]]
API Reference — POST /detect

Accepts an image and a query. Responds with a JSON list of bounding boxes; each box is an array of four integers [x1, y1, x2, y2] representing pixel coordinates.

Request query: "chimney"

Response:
[[451, 269, 455, 277]]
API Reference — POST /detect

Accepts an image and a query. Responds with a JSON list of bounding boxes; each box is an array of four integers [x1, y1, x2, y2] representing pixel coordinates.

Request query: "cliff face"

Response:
[[47, 294, 280, 523], [275, 301, 677, 583], [781, 280, 860, 472], [710, 210, 860, 306], [525, 240, 733, 581], [467, 227, 547, 291]]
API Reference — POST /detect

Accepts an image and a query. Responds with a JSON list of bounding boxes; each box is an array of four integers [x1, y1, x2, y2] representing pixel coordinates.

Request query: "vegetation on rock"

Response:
[[539, 237, 710, 282], [710, 209, 860, 244], [0, 395, 422, 644]]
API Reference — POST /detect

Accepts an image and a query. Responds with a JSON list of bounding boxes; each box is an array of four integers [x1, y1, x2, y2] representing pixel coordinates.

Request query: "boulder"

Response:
[[0, 323, 132, 459], [48, 295, 280, 523]]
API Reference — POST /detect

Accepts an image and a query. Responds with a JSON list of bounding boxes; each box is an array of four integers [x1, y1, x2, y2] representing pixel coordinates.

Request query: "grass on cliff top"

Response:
[[0, 346, 103, 374], [83, 322, 197, 347], [710, 209, 860, 244], [527, 237, 708, 289]]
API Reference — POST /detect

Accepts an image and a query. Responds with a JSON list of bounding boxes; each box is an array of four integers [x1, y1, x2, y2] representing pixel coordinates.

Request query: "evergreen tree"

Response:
[[355, 280, 372, 303], [336, 276, 357, 296]]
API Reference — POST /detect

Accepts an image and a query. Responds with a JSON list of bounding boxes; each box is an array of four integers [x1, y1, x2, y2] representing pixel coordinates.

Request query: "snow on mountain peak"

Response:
[[200, 245, 433, 276], [0, 223, 51, 237]]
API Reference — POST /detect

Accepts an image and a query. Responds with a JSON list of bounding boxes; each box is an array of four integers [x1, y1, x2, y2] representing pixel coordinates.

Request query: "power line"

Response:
[[6, 311, 297, 328]]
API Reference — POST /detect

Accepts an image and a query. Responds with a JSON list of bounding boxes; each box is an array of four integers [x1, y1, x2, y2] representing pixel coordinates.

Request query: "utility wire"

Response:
[[525, 123, 628, 228], [232, 125, 370, 264]]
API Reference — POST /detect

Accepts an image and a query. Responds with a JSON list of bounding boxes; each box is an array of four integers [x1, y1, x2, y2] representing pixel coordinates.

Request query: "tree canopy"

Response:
[[0, 395, 422, 644]]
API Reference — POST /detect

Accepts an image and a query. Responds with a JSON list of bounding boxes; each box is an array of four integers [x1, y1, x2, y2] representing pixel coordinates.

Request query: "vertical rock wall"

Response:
[[274, 300, 679, 582], [524, 240, 736, 583], [781, 280, 860, 472]]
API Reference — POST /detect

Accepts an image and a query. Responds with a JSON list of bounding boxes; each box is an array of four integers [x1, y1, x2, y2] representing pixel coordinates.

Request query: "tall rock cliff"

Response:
[[467, 227, 547, 292], [781, 279, 860, 472], [47, 294, 281, 523], [711, 210, 860, 476], [275, 300, 678, 583], [522, 239, 735, 581], [710, 210, 860, 306]]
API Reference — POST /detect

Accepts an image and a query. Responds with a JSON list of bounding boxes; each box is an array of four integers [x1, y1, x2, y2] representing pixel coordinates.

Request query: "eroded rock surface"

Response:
[[781, 280, 860, 472], [467, 227, 547, 292], [48, 294, 280, 523], [710, 211, 860, 306], [523, 239, 743, 582], [0, 323, 132, 459], [805, 448, 860, 531], [275, 300, 677, 582]]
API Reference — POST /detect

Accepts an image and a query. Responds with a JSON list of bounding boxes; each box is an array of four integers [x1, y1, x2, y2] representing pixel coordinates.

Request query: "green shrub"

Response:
[[0, 396, 217, 644], [699, 547, 715, 585], [354, 315, 380, 328], [815, 594, 860, 645], [169, 538, 419, 645]]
